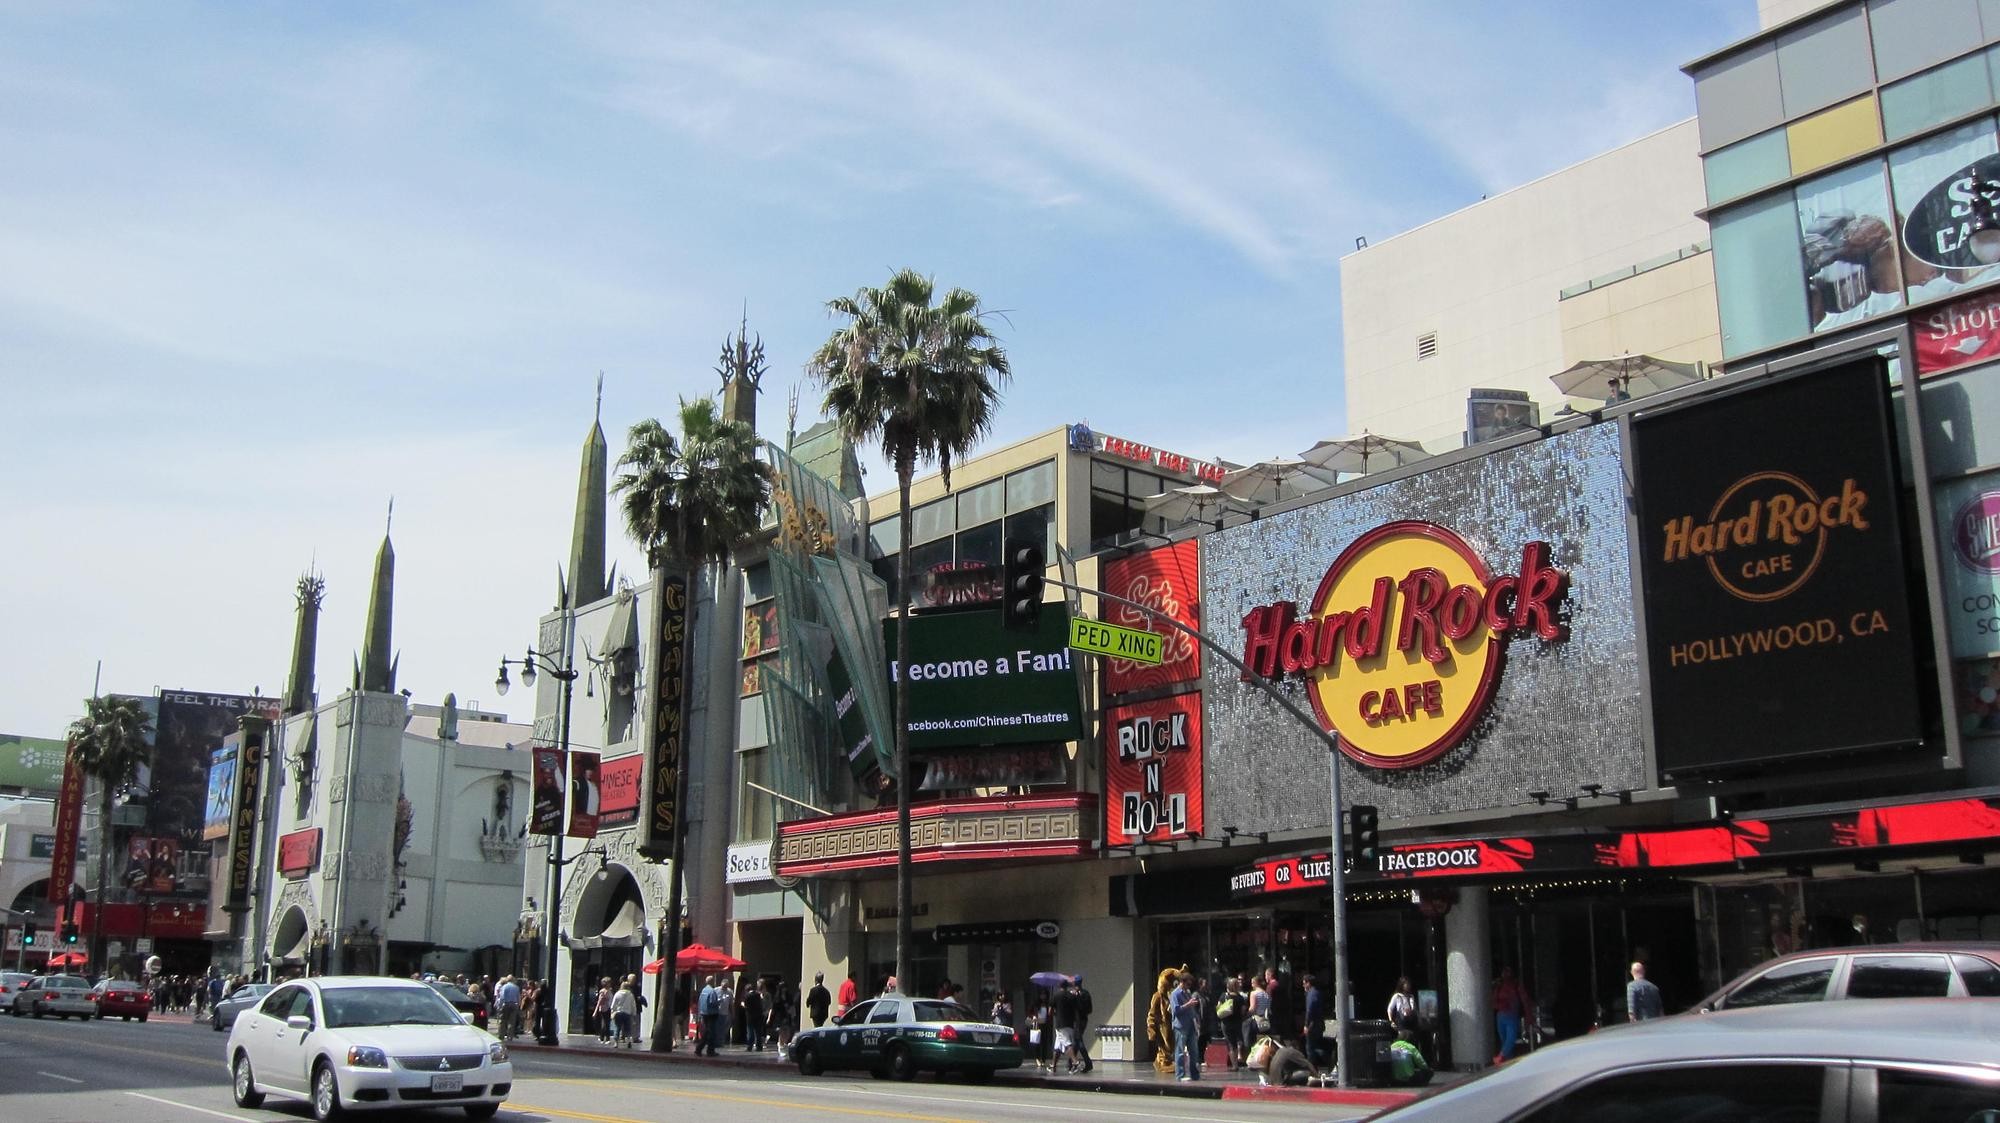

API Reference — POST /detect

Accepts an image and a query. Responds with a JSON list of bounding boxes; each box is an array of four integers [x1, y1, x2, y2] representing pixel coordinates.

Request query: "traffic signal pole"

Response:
[[1037, 574, 1356, 1087]]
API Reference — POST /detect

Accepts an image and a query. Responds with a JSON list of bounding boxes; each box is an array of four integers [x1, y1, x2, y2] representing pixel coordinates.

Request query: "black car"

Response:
[[428, 980, 488, 1028]]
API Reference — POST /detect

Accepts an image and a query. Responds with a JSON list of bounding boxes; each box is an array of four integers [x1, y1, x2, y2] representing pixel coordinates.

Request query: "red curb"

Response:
[[1220, 1084, 1417, 1108]]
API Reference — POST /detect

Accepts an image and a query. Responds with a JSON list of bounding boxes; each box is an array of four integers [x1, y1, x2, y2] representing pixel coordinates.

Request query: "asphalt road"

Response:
[[0, 1012, 1372, 1123]]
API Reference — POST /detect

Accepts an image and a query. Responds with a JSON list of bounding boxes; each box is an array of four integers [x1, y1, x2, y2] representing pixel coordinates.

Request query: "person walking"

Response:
[[806, 972, 831, 1028], [1244, 973, 1271, 1061], [1492, 965, 1531, 1062], [1626, 961, 1664, 1022], [741, 979, 767, 1051], [610, 980, 638, 1048], [521, 979, 540, 1042], [1052, 977, 1079, 1074], [1387, 976, 1419, 1038], [494, 975, 522, 1042], [1170, 971, 1202, 1081], [1071, 975, 1095, 1074], [593, 977, 615, 1043], [696, 975, 723, 1055], [1303, 973, 1327, 1066], [836, 972, 857, 1018], [1216, 975, 1246, 1068]]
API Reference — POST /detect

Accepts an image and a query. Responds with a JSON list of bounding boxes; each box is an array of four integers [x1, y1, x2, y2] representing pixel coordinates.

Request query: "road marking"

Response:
[[770, 1080, 1270, 1122], [533, 1076, 983, 1122], [512, 1058, 604, 1072], [37, 1071, 84, 1083], [123, 1091, 256, 1123]]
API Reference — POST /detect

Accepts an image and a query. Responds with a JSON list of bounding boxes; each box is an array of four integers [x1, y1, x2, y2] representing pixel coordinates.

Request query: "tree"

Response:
[[66, 695, 154, 974], [807, 268, 1010, 994], [614, 393, 769, 1050]]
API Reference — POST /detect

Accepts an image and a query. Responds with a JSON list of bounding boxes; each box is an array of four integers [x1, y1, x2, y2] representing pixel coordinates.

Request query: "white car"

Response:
[[224, 976, 510, 1121]]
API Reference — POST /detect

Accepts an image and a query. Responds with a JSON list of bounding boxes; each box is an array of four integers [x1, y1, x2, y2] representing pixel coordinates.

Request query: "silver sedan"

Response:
[[1372, 998, 2000, 1121], [211, 983, 275, 1032]]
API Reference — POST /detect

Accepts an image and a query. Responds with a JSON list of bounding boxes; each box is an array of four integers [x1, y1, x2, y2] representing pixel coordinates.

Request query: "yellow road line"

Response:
[[525, 1075, 983, 1122]]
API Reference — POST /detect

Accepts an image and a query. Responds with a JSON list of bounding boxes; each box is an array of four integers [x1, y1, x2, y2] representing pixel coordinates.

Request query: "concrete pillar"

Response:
[[1444, 886, 1494, 1070]]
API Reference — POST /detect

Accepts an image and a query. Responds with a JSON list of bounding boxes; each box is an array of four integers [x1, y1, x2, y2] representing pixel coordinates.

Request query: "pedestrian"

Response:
[[1146, 967, 1178, 1074], [1170, 970, 1202, 1081], [495, 975, 522, 1041], [1303, 973, 1327, 1065], [990, 991, 1014, 1031], [1626, 961, 1664, 1022], [625, 973, 648, 1043], [1492, 965, 1531, 1062], [1243, 973, 1271, 1061], [520, 979, 539, 1041], [697, 974, 723, 1055], [1071, 974, 1094, 1073], [741, 979, 766, 1051], [594, 977, 615, 1042], [1387, 976, 1419, 1039], [1216, 975, 1246, 1068], [806, 971, 831, 1028], [610, 980, 638, 1048], [836, 972, 857, 1017], [535, 978, 559, 1044], [1251, 1033, 1323, 1087], [1029, 991, 1053, 1071], [1051, 977, 1078, 1074], [1196, 976, 1215, 1071]]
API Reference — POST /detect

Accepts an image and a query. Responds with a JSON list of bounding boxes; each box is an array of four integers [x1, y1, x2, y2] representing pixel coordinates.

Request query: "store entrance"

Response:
[[1492, 882, 1701, 1035]]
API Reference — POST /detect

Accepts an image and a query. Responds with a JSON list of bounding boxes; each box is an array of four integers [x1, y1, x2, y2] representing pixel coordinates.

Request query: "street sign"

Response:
[[1069, 617, 1164, 665], [107, 940, 123, 959], [135, 938, 154, 955]]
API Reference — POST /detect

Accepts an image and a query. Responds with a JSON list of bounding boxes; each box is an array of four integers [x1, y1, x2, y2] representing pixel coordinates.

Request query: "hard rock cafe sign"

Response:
[[1240, 521, 1568, 770]]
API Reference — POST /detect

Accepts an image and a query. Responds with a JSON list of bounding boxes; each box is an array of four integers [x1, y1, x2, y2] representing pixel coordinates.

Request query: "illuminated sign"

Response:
[[1240, 521, 1568, 769], [1068, 423, 1227, 484]]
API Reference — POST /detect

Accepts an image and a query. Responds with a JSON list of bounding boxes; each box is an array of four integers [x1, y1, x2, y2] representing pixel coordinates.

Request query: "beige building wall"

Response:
[[1557, 252, 1723, 371], [1339, 119, 1711, 450]]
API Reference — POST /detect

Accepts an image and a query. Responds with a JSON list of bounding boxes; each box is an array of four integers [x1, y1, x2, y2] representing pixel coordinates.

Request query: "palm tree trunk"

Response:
[[91, 786, 111, 974], [894, 469, 913, 996]]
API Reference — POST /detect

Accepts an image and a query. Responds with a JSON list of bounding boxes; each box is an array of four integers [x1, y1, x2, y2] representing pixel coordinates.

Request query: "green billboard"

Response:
[[889, 607, 1084, 751]]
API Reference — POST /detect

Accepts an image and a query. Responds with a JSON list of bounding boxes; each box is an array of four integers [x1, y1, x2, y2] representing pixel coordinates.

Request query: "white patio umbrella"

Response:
[[1551, 354, 1703, 402], [1301, 433, 1431, 477], [1142, 484, 1244, 527], [1217, 457, 1339, 507]]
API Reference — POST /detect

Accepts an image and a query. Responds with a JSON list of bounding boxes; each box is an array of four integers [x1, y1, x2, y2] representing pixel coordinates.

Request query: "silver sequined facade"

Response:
[[1200, 423, 1645, 832]]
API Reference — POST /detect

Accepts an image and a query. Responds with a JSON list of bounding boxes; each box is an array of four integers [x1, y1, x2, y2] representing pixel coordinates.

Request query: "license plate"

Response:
[[430, 1074, 464, 1093], [974, 1032, 997, 1043]]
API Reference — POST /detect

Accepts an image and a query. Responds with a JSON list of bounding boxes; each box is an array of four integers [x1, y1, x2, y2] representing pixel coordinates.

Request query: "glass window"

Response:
[[1987, 0, 2000, 41], [1090, 459, 1126, 493], [1787, 95, 1883, 176], [287, 989, 315, 1022], [1882, 51, 1992, 141], [955, 520, 1002, 571], [1706, 130, 1792, 204], [1695, 42, 1785, 152], [1890, 117, 2000, 305], [1721, 957, 1835, 1007], [911, 498, 953, 545], [868, 1002, 901, 1024], [1796, 159, 1905, 332], [1005, 505, 1054, 562], [1876, 1066, 2000, 1117], [838, 1001, 874, 1026], [260, 987, 297, 1018], [869, 517, 900, 557], [734, 747, 772, 842], [742, 563, 773, 602], [1846, 955, 1952, 997], [1776, 5, 1874, 117], [957, 479, 1002, 527], [1713, 192, 1811, 357], [1958, 955, 2000, 995], [1520, 1063, 1824, 1123], [1870, 0, 1984, 83], [908, 537, 953, 591], [1004, 461, 1056, 513]]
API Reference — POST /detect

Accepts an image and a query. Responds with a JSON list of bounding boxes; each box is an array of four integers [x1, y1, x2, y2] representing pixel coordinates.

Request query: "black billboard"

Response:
[[1632, 357, 1923, 777], [888, 606, 1085, 752]]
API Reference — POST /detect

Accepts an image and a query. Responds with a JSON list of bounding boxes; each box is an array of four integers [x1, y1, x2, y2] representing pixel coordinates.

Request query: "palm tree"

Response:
[[807, 268, 1010, 993], [66, 695, 154, 973], [614, 394, 769, 1050]]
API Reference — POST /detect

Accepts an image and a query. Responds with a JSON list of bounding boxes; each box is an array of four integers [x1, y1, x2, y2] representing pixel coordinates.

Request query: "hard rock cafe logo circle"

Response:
[[1660, 472, 1870, 603], [1240, 521, 1568, 770], [1952, 491, 2000, 576]]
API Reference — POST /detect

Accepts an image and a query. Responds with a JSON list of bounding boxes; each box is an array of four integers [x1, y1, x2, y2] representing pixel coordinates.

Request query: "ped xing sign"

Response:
[[1069, 617, 1164, 665]]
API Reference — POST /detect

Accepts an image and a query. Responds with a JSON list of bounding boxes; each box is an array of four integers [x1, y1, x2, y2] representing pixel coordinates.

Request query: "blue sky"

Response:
[[0, 1, 1753, 737]]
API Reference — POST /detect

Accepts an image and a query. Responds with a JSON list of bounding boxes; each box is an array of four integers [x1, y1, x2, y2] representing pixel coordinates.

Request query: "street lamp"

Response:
[[495, 640, 579, 1044]]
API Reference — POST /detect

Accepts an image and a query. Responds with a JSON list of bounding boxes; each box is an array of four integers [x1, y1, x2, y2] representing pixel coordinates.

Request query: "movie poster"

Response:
[[531, 746, 567, 836], [567, 753, 600, 839]]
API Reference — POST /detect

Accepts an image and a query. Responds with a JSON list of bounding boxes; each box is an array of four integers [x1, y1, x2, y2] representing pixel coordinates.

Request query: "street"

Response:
[[0, 1013, 1373, 1123]]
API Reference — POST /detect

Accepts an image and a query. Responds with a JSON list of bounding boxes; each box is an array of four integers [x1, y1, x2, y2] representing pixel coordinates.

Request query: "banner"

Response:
[[567, 753, 600, 839], [202, 745, 236, 842], [1937, 468, 2000, 659], [1103, 691, 1204, 846], [889, 606, 1085, 752], [277, 828, 321, 877], [223, 721, 267, 914], [530, 746, 567, 836], [1914, 289, 2000, 377], [1632, 357, 1924, 777], [1101, 540, 1201, 697], [600, 754, 641, 828], [47, 743, 84, 905], [639, 571, 690, 857], [123, 836, 179, 894]]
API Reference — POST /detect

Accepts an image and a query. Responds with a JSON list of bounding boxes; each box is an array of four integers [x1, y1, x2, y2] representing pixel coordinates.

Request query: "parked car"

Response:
[[211, 982, 275, 1032], [1696, 942, 2000, 1012], [426, 981, 486, 1027], [791, 995, 1022, 1082], [20, 974, 97, 1019], [93, 978, 153, 1021], [225, 975, 511, 1121], [0, 972, 34, 1013], [1371, 998, 2000, 1121]]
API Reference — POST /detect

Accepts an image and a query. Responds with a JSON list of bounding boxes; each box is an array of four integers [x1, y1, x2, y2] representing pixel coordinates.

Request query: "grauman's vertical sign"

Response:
[[1240, 521, 1568, 769], [639, 573, 689, 858]]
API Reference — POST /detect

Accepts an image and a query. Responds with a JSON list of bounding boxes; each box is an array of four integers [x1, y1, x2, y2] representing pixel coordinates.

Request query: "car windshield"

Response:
[[429, 983, 472, 1003], [913, 1001, 981, 1023], [322, 986, 463, 1028], [230, 985, 273, 1001]]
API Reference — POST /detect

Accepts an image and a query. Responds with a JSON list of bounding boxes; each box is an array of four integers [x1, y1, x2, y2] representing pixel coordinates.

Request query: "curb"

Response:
[[510, 1040, 1421, 1106]]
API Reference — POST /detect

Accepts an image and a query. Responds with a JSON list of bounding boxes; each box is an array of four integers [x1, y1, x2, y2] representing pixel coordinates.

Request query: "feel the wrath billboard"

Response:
[[1632, 357, 1924, 777]]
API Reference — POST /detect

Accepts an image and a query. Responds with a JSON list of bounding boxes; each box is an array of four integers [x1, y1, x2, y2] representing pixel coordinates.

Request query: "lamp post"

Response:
[[496, 629, 578, 1044]]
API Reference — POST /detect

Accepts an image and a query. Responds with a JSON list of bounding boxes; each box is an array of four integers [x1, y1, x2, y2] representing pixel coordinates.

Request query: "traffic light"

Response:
[[61, 923, 78, 945], [1001, 538, 1045, 630], [21, 923, 35, 947], [1350, 804, 1380, 868]]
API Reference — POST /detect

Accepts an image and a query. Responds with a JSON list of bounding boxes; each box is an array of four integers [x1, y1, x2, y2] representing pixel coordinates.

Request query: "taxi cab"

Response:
[[792, 995, 1022, 1082]]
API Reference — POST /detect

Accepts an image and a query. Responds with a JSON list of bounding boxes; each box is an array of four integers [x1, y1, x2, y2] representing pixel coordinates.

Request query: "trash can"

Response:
[[1340, 1019, 1397, 1087]]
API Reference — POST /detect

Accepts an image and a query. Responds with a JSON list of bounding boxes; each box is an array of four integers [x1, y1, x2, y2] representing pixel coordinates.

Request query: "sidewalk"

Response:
[[510, 1031, 1441, 1110]]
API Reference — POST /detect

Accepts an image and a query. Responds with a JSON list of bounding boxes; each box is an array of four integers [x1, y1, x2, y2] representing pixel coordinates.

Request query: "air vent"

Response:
[[1417, 332, 1438, 360]]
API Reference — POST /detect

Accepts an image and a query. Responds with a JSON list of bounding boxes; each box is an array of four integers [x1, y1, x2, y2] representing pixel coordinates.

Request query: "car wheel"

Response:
[[311, 1059, 345, 1122], [212, 1017, 224, 1032], [463, 1105, 500, 1120], [232, 1052, 265, 1109], [887, 1043, 917, 1082], [795, 1043, 822, 1076]]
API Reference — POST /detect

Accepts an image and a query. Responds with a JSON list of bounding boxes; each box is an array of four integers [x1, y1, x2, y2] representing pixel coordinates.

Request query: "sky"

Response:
[[0, 0, 1753, 738]]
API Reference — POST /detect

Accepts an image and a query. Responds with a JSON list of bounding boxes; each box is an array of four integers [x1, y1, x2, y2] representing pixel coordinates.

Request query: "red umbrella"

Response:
[[642, 942, 746, 974], [47, 952, 88, 969]]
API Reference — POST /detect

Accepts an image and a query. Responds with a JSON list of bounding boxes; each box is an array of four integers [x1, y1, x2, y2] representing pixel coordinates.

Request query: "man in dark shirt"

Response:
[[1053, 978, 1080, 1073], [806, 972, 832, 1028], [1626, 962, 1664, 1022], [1303, 974, 1327, 1065], [1071, 976, 1094, 1073]]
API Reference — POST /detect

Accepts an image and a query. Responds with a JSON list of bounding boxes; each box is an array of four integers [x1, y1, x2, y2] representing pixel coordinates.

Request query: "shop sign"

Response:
[[530, 746, 566, 836], [599, 754, 642, 828], [638, 571, 690, 858], [29, 833, 55, 859], [1915, 289, 2000, 377], [1938, 471, 2000, 658], [1632, 357, 1923, 777], [916, 744, 1066, 791], [725, 840, 773, 884], [1239, 522, 1568, 770], [1102, 540, 1202, 696], [277, 828, 321, 877], [1067, 423, 1227, 483], [889, 607, 1084, 752], [1900, 152, 2000, 273], [47, 742, 83, 904], [224, 723, 267, 915], [1103, 691, 1204, 845]]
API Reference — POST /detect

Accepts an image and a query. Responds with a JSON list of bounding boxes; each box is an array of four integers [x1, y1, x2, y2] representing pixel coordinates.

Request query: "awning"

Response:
[[562, 933, 645, 951], [601, 594, 638, 657]]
